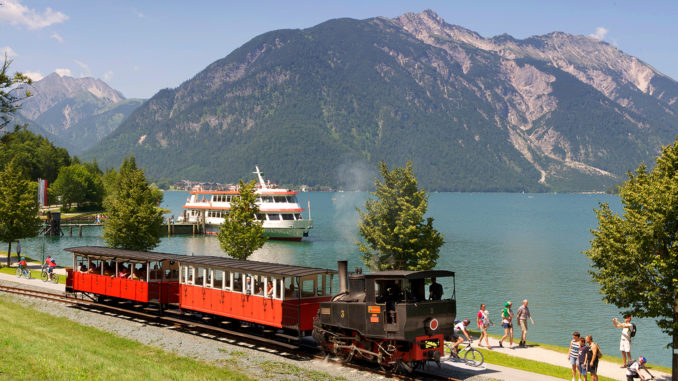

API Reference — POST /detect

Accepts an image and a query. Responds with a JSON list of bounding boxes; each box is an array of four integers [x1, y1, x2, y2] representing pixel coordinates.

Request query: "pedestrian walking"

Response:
[[568, 331, 581, 381], [16, 240, 21, 257], [613, 316, 634, 367], [498, 301, 514, 348], [476, 304, 493, 348], [516, 299, 535, 347]]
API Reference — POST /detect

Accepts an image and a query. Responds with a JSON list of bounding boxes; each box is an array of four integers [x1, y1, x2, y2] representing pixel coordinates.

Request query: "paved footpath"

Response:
[[0, 264, 672, 381]]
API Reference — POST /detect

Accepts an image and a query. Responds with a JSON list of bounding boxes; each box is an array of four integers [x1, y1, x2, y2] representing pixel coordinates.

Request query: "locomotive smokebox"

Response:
[[337, 260, 348, 293]]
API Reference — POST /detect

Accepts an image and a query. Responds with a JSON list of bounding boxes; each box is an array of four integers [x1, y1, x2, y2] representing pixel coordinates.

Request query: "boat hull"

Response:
[[204, 223, 311, 241]]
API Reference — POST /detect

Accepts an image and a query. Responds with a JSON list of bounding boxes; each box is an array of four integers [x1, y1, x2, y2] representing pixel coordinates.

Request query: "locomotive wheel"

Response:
[[335, 347, 353, 363]]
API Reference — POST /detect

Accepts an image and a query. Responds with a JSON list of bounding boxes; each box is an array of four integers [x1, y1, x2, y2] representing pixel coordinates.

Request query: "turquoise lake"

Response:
[[16, 191, 672, 367]]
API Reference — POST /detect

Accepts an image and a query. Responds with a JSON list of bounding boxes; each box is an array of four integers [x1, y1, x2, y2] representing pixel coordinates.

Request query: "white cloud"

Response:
[[24, 71, 43, 81], [103, 71, 114, 81], [0, 0, 68, 30], [133, 9, 145, 19], [133, 65, 140, 71], [1, 46, 17, 58], [55, 68, 72, 77], [590, 27, 608, 40], [50, 33, 64, 43]]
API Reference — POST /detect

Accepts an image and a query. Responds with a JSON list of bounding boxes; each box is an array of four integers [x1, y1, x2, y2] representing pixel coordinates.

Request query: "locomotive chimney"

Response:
[[337, 260, 348, 293]]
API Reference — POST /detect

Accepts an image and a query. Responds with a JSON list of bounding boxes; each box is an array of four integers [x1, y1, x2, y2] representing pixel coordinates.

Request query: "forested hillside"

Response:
[[84, 10, 678, 192]]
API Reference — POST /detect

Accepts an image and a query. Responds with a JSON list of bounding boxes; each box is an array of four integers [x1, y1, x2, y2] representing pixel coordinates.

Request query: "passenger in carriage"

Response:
[[285, 282, 298, 298], [266, 280, 274, 297], [118, 265, 129, 278], [88, 262, 97, 273], [103, 262, 114, 276], [79, 263, 87, 272]]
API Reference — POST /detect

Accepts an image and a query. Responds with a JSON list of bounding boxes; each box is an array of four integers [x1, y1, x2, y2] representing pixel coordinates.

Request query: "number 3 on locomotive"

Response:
[[340, 310, 345, 319]]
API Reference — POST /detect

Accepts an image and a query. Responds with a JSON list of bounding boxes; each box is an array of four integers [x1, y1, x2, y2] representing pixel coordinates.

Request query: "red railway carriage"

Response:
[[177, 256, 336, 335], [65, 246, 182, 304]]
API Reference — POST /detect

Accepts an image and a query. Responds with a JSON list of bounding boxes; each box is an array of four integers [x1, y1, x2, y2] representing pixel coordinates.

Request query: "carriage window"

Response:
[[282, 214, 294, 221], [196, 267, 205, 286], [103, 259, 115, 276], [213, 269, 223, 289], [284, 277, 299, 299], [149, 261, 161, 280], [187, 266, 194, 285], [301, 278, 315, 298], [118, 261, 131, 279], [232, 272, 242, 292], [88, 258, 102, 274], [224, 270, 231, 290], [275, 278, 284, 299], [263, 276, 276, 298], [132, 263, 146, 281], [253, 275, 265, 296], [76, 256, 86, 272], [375, 279, 404, 304], [317, 274, 324, 296], [164, 260, 179, 281]]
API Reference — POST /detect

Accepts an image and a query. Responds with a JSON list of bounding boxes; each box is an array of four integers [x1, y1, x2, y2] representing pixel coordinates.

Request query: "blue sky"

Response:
[[1, 0, 676, 99]]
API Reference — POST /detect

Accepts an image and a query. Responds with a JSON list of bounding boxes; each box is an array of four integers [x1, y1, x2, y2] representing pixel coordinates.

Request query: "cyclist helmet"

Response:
[[21, 257, 25, 260], [463, 318, 471, 325], [640, 356, 647, 364]]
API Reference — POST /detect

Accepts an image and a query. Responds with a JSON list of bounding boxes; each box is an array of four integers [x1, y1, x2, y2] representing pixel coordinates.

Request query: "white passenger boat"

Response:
[[180, 167, 312, 241]]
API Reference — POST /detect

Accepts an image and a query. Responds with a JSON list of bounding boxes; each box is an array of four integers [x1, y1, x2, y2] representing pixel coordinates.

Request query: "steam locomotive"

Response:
[[313, 261, 456, 372]]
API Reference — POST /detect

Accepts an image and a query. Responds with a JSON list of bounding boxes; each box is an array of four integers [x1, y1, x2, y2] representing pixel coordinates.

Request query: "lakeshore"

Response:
[[0, 271, 671, 380], [9, 192, 675, 368]]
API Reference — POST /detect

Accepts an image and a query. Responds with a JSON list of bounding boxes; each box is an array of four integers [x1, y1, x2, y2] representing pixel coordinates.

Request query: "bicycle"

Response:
[[40, 267, 59, 284], [443, 339, 484, 367], [15, 266, 31, 279]]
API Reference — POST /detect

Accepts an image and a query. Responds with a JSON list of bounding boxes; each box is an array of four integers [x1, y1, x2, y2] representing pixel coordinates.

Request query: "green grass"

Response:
[[0, 295, 255, 381]]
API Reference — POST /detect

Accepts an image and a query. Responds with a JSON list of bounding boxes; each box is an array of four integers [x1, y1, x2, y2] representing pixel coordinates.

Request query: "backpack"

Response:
[[630, 323, 637, 338], [595, 344, 603, 359]]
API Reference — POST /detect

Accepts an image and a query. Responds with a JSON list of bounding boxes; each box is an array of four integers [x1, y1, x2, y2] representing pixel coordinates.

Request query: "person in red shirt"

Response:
[[44, 256, 56, 280]]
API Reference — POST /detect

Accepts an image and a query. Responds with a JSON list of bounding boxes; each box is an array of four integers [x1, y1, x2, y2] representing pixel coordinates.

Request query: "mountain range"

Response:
[[67, 10, 678, 191], [17, 73, 144, 154]]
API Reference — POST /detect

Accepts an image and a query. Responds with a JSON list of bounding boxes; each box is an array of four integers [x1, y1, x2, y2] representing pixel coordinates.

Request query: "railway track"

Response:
[[0, 284, 459, 380]]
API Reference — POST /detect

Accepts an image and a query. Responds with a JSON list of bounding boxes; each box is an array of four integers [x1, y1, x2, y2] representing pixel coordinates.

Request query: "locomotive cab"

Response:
[[314, 267, 456, 371]]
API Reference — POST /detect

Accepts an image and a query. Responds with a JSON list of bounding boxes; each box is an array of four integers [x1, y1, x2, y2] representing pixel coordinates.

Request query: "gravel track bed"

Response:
[[0, 279, 493, 381]]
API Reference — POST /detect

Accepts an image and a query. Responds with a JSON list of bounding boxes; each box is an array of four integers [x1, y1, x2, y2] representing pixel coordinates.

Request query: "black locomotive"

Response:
[[313, 261, 456, 372]]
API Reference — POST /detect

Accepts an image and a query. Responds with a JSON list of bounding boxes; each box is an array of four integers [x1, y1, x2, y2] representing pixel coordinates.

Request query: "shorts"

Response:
[[47, 267, 54, 273], [589, 358, 598, 373], [502, 322, 512, 329], [569, 356, 578, 365], [519, 319, 528, 331], [578, 363, 588, 375], [450, 334, 460, 341], [481, 324, 488, 332], [620, 338, 631, 353]]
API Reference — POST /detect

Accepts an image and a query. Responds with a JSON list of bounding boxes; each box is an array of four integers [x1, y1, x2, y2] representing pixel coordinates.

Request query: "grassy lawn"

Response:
[[0, 295, 255, 381]]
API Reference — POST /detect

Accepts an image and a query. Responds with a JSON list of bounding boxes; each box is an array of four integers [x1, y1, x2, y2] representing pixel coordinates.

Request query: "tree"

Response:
[[0, 159, 41, 266], [357, 160, 444, 271], [585, 138, 678, 379], [51, 162, 104, 210], [1, 54, 32, 133], [102, 156, 163, 251], [0, 127, 71, 183], [217, 180, 266, 260]]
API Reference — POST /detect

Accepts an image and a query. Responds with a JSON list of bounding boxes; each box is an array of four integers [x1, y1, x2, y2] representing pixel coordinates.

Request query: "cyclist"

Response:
[[44, 256, 56, 281], [450, 318, 473, 355], [626, 356, 652, 381], [18, 257, 28, 275]]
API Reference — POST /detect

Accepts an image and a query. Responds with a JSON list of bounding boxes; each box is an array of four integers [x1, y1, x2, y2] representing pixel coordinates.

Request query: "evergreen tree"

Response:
[[217, 180, 266, 260], [102, 156, 163, 251], [0, 159, 41, 266], [585, 138, 678, 379], [357, 160, 444, 271]]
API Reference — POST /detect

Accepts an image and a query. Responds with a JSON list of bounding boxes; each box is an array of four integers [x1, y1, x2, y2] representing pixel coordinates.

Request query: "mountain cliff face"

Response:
[[85, 10, 678, 191], [19, 74, 143, 153]]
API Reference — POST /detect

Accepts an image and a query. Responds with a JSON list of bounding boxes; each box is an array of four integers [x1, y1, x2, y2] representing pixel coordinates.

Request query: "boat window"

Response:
[[268, 214, 280, 221], [274, 196, 287, 203], [282, 214, 294, 220], [289, 196, 298, 203], [255, 214, 264, 221], [295, 214, 302, 220], [262, 196, 273, 203], [226, 195, 232, 202]]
